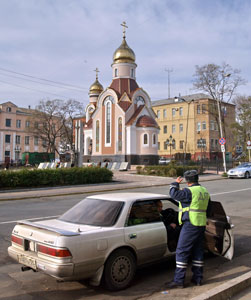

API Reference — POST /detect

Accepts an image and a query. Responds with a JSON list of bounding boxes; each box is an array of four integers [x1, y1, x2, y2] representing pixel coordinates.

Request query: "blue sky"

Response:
[[0, 0, 250, 108]]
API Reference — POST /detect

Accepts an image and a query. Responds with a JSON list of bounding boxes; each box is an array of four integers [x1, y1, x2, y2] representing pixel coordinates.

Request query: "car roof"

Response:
[[86, 192, 170, 202]]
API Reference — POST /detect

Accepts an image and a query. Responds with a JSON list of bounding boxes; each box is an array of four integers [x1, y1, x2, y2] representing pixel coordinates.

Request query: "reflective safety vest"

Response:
[[178, 186, 210, 226]]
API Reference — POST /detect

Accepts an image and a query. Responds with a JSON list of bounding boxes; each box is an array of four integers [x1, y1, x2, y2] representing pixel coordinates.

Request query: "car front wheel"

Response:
[[244, 172, 250, 179], [103, 249, 136, 291]]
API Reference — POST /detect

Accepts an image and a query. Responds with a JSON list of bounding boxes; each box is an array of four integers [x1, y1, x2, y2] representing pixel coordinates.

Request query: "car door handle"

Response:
[[129, 233, 137, 239]]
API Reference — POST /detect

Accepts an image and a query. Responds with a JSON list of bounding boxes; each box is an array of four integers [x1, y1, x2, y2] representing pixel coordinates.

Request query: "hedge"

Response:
[[136, 163, 200, 177], [0, 167, 113, 189]]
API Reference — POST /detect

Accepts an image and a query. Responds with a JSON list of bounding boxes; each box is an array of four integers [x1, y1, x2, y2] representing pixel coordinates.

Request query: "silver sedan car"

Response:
[[227, 163, 251, 179], [8, 192, 234, 291]]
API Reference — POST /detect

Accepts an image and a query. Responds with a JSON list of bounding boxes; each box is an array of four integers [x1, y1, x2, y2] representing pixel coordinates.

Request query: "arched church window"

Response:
[[115, 68, 118, 77], [96, 120, 100, 152], [118, 117, 122, 151], [135, 96, 145, 107], [143, 133, 148, 145], [152, 133, 156, 145], [131, 68, 134, 78]]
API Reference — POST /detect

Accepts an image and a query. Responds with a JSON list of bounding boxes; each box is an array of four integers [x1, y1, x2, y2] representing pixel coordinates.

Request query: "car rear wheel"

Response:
[[244, 172, 250, 179], [103, 249, 136, 291]]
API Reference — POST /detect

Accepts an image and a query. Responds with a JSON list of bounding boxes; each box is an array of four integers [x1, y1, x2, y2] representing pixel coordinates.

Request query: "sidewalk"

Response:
[[0, 170, 225, 201]]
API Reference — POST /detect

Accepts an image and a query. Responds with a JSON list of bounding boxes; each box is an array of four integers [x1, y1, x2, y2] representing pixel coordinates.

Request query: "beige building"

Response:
[[0, 101, 46, 164], [152, 93, 235, 161]]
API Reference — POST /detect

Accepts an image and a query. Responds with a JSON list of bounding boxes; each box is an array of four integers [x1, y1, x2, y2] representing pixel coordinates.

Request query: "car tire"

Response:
[[103, 249, 136, 291], [244, 172, 250, 179]]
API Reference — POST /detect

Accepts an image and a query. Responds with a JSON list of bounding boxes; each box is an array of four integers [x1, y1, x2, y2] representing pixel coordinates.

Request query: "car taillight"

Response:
[[37, 244, 72, 258], [11, 235, 23, 246]]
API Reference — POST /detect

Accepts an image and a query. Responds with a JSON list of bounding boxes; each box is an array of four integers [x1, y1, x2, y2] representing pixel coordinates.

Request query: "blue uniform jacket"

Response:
[[169, 181, 211, 223]]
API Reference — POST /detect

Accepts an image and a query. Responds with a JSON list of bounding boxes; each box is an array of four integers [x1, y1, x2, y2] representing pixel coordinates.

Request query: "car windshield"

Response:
[[237, 163, 249, 168], [59, 198, 124, 227]]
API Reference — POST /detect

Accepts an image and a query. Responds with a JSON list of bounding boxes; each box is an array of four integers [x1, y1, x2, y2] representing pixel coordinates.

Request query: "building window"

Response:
[[34, 136, 39, 146], [115, 68, 118, 77], [16, 135, 21, 144], [158, 142, 160, 150], [197, 105, 200, 114], [157, 110, 160, 119], [164, 141, 167, 150], [202, 121, 206, 130], [131, 69, 134, 77], [118, 117, 122, 151], [172, 108, 176, 116], [202, 104, 206, 113], [34, 122, 39, 129], [180, 140, 184, 150], [6, 107, 11, 112], [215, 139, 218, 147], [96, 120, 100, 152], [152, 133, 156, 145], [5, 119, 11, 127], [25, 120, 30, 128], [5, 134, 11, 143], [143, 133, 148, 145], [197, 139, 206, 148], [179, 124, 183, 132], [210, 139, 214, 149], [163, 109, 167, 118], [42, 139, 47, 148], [179, 107, 183, 116], [210, 121, 214, 130], [25, 136, 30, 145], [163, 125, 167, 134], [104, 96, 113, 146], [172, 124, 176, 133], [197, 122, 201, 132], [172, 140, 176, 150], [5, 151, 10, 157], [16, 119, 21, 128]]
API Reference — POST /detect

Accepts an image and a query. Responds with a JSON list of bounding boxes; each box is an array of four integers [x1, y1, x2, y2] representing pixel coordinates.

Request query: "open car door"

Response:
[[205, 201, 234, 260]]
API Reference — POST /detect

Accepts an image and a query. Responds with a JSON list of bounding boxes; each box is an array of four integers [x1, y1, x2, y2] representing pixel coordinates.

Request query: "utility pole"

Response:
[[165, 68, 173, 99]]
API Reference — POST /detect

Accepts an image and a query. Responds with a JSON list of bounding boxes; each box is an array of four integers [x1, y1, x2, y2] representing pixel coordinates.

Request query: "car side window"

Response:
[[127, 200, 161, 226]]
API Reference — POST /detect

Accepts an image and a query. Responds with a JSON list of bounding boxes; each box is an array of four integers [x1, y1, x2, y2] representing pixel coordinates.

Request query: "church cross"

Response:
[[120, 21, 128, 38], [94, 67, 99, 80]]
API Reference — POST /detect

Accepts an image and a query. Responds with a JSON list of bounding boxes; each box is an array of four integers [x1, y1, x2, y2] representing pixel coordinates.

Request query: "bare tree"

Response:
[[193, 62, 246, 103], [232, 95, 251, 148], [28, 99, 84, 157]]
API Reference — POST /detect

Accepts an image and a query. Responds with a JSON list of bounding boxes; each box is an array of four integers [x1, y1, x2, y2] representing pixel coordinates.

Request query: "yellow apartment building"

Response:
[[152, 93, 235, 161]]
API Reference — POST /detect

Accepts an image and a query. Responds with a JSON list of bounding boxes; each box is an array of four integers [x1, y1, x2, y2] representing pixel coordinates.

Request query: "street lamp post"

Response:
[[166, 135, 175, 159]]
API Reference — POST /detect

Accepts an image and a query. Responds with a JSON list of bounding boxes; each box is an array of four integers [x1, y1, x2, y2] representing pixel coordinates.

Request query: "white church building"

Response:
[[82, 24, 159, 165]]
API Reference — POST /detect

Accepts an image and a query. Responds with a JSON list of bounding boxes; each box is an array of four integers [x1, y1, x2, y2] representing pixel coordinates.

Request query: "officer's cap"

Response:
[[184, 170, 199, 183]]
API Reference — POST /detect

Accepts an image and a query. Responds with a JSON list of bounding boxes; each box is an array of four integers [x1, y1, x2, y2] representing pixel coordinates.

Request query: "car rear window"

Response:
[[59, 198, 124, 227]]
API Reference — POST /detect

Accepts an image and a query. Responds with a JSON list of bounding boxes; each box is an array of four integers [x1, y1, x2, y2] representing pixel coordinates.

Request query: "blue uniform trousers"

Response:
[[174, 221, 205, 285]]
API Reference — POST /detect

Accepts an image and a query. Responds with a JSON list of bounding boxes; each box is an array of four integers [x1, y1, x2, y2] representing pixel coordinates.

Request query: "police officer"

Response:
[[166, 170, 211, 289]]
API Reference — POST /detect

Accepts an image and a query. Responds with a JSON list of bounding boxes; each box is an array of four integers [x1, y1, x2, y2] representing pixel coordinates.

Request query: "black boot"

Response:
[[165, 281, 184, 289]]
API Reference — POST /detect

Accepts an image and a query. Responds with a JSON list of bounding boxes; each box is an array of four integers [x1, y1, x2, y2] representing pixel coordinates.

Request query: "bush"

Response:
[[0, 167, 113, 189]]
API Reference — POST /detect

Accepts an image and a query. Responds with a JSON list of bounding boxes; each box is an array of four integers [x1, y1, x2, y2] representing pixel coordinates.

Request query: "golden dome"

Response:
[[113, 37, 136, 64], [89, 79, 103, 95]]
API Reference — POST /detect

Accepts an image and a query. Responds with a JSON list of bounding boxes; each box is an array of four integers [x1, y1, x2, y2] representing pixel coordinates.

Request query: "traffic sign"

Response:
[[219, 138, 226, 145], [221, 145, 225, 152], [247, 140, 251, 146], [247, 146, 251, 150]]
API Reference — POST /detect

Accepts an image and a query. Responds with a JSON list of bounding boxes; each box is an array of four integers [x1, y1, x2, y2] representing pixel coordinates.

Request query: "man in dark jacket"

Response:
[[166, 170, 211, 289]]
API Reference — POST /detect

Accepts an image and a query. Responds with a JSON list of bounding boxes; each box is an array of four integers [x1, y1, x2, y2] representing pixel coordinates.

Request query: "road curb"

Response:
[[190, 270, 251, 300]]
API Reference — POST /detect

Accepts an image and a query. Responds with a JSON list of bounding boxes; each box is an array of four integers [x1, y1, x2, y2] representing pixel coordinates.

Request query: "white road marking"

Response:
[[0, 215, 60, 225], [211, 188, 251, 196], [1, 187, 251, 225]]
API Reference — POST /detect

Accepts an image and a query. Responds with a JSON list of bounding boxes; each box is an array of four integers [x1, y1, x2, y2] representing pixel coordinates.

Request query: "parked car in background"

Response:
[[159, 157, 171, 165], [8, 193, 234, 291], [227, 163, 251, 179]]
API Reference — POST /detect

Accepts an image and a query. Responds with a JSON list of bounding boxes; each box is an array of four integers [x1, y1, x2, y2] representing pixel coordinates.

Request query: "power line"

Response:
[[0, 66, 88, 91], [0, 79, 72, 99], [0, 71, 86, 92]]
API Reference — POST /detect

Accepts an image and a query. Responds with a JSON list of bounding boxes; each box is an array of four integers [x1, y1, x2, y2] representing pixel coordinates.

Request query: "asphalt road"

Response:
[[0, 178, 251, 300]]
